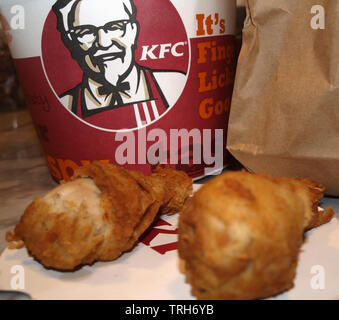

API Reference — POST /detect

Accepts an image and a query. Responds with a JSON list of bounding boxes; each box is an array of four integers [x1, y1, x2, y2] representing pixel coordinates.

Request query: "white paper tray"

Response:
[[1, 185, 339, 300]]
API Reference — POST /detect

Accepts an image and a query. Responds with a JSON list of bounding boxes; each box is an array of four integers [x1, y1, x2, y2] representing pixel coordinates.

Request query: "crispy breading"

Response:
[[178, 171, 334, 300], [148, 165, 193, 215], [8, 162, 192, 271], [295, 178, 335, 230]]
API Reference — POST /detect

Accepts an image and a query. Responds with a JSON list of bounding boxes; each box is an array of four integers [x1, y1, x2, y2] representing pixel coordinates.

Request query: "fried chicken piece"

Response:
[[178, 171, 334, 300], [7, 162, 192, 271]]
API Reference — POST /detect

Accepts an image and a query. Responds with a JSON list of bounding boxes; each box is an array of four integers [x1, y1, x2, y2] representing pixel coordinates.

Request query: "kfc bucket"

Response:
[[0, 0, 236, 181]]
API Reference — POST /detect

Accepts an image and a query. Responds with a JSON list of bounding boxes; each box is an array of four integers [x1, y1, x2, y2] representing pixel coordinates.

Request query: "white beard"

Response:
[[102, 59, 127, 86]]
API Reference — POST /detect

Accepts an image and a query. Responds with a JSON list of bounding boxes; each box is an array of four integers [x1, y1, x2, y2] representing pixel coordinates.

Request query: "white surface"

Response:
[[0, 184, 339, 300]]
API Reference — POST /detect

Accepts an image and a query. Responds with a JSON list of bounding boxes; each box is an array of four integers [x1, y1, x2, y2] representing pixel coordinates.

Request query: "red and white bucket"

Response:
[[0, 0, 236, 181]]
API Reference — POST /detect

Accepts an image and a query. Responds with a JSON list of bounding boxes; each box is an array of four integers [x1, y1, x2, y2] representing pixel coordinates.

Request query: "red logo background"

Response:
[[41, 0, 189, 97]]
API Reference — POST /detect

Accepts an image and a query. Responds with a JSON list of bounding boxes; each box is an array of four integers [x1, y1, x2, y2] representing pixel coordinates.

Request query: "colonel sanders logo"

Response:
[[42, 0, 189, 131]]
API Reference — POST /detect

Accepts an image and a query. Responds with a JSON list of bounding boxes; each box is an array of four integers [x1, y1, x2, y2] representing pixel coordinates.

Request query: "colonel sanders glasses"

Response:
[[68, 20, 132, 45]]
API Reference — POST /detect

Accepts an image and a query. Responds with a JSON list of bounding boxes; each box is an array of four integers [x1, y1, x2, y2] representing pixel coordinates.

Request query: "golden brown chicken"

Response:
[[6, 162, 192, 271], [178, 171, 334, 300]]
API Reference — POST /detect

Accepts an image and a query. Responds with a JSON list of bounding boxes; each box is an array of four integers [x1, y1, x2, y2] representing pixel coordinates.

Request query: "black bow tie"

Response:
[[97, 82, 130, 107], [97, 82, 130, 96]]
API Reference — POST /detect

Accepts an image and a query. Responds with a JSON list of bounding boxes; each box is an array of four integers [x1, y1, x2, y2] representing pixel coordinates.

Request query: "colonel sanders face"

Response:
[[56, 0, 139, 87]]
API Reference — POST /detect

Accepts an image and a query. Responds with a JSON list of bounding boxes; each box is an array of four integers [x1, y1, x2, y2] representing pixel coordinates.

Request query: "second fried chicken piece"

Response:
[[7, 162, 192, 271], [178, 171, 334, 300]]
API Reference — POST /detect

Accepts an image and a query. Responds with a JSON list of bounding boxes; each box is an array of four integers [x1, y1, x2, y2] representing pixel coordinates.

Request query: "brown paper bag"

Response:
[[227, 0, 339, 196]]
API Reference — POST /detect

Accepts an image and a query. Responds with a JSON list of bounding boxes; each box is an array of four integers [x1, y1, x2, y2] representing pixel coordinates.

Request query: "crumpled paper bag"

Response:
[[227, 0, 339, 196]]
